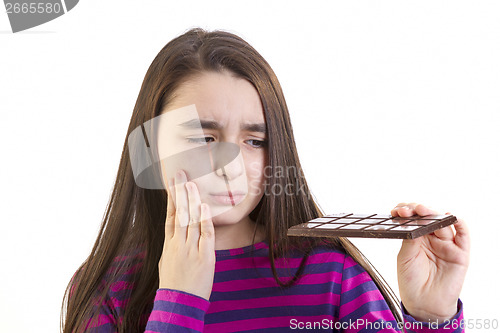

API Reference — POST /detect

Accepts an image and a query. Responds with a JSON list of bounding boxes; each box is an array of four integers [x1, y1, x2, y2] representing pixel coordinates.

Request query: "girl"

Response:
[[61, 28, 470, 332]]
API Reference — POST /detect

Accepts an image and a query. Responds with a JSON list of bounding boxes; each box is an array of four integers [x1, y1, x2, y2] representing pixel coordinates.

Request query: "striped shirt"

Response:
[[85, 241, 464, 332]]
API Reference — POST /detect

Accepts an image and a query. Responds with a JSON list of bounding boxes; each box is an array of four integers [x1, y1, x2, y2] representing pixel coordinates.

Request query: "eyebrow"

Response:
[[178, 119, 267, 134]]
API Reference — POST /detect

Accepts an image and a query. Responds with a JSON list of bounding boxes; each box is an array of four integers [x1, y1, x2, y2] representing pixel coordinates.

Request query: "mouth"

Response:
[[209, 191, 247, 205]]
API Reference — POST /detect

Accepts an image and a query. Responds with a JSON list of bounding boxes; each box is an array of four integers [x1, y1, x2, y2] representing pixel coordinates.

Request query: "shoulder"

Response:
[[282, 239, 350, 282], [294, 239, 348, 266], [84, 247, 147, 309]]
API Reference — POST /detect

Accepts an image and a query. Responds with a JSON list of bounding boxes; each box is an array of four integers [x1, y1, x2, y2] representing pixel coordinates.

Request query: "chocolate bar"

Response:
[[287, 213, 457, 239]]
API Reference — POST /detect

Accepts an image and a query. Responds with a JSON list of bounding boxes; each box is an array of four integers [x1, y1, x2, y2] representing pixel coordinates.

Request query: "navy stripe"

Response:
[[214, 261, 344, 282], [206, 304, 340, 322], [86, 322, 116, 332], [340, 280, 379, 304], [341, 299, 393, 321], [154, 300, 206, 319], [210, 281, 341, 301], [146, 320, 201, 333], [341, 263, 367, 280]]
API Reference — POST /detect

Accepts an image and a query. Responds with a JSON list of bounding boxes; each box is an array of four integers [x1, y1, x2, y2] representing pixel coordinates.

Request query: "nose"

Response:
[[215, 151, 245, 180]]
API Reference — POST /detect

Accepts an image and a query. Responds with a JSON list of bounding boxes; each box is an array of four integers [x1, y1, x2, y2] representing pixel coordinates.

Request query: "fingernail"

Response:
[[185, 182, 192, 191], [176, 170, 183, 181]]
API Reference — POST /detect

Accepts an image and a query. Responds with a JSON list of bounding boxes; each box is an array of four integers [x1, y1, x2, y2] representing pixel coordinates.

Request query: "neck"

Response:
[[213, 216, 266, 250]]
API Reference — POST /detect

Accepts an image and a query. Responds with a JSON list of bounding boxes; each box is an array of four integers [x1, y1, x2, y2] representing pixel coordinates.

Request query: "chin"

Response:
[[211, 208, 247, 226]]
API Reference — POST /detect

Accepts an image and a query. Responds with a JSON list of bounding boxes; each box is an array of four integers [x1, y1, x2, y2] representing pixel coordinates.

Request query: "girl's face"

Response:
[[157, 71, 268, 225]]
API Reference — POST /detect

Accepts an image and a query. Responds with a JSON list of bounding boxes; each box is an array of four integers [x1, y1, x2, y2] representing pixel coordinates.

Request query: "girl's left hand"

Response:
[[392, 203, 470, 323]]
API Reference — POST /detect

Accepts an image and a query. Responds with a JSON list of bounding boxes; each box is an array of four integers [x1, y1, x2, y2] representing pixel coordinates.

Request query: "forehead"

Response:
[[165, 71, 265, 125]]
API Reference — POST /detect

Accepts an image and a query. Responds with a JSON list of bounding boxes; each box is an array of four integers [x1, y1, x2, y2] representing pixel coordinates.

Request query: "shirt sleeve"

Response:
[[338, 255, 464, 333], [82, 287, 210, 332], [402, 299, 464, 333], [144, 289, 210, 333]]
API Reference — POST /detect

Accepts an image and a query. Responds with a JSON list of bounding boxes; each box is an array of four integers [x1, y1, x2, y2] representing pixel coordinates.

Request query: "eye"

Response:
[[186, 137, 215, 144], [247, 139, 267, 148]]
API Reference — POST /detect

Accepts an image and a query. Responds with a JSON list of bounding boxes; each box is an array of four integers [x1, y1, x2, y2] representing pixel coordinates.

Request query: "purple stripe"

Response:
[[342, 264, 368, 280], [354, 310, 397, 332], [84, 314, 115, 329], [342, 271, 372, 292], [214, 262, 344, 285], [341, 290, 385, 317], [402, 307, 464, 333], [211, 281, 341, 302], [146, 321, 200, 332], [207, 304, 340, 323], [215, 251, 345, 272]]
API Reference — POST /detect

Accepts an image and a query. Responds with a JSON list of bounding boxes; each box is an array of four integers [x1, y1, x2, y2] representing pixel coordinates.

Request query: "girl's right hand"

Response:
[[158, 169, 216, 301]]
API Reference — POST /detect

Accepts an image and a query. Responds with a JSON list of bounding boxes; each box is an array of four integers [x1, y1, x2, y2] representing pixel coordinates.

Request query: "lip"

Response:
[[209, 191, 246, 205], [210, 191, 247, 196]]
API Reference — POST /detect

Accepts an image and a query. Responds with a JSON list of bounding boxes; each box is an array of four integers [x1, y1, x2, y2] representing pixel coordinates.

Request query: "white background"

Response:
[[1, 1, 499, 332]]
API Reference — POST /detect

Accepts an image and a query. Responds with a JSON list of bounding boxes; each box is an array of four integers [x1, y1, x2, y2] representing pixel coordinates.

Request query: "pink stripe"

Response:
[[155, 289, 210, 310], [113, 255, 129, 262], [215, 251, 345, 272], [344, 256, 358, 269], [212, 271, 342, 292], [341, 289, 385, 316], [90, 295, 129, 310], [254, 242, 268, 250], [110, 280, 134, 292], [107, 296, 129, 309], [218, 242, 268, 257], [229, 248, 244, 255], [149, 310, 204, 331], [342, 271, 372, 291], [204, 315, 334, 332], [208, 293, 340, 312]]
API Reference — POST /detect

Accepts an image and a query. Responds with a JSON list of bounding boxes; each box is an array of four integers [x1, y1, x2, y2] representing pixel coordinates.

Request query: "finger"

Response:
[[162, 160, 176, 239], [391, 202, 408, 217], [391, 202, 417, 217], [414, 204, 441, 217], [186, 182, 202, 245], [174, 170, 189, 239], [199, 203, 215, 254], [165, 190, 176, 239], [432, 225, 455, 241], [160, 159, 169, 190], [453, 217, 471, 252], [398, 238, 421, 262]]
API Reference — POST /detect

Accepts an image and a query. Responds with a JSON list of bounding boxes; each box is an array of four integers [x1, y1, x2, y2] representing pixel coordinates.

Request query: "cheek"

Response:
[[245, 158, 266, 191]]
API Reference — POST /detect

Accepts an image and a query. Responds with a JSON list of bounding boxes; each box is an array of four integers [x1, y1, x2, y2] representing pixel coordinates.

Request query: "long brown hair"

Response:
[[61, 28, 403, 332]]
